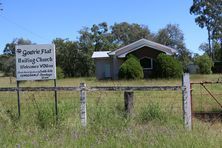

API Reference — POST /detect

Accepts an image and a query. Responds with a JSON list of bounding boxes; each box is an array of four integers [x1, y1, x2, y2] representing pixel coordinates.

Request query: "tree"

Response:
[[53, 37, 95, 77], [111, 22, 153, 46], [155, 24, 192, 70], [199, 42, 211, 56], [79, 22, 117, 52], [1, 56, 16, 76], [1, 38, 33, 77], [91, 22, 117, 51], [199, 42, 222, 61], [76, 22, 119, 76], [155, 24, 184, 49], [3, 38, 32, 55], [0, 55, 8, 71], [53, 38, 81, 77], [190, 0, 222, 59], [214, 42, 222, 61], [194, 54, 214, 74]]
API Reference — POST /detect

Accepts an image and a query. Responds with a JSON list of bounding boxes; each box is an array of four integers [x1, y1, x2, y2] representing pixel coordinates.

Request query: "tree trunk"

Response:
[[207, 28, 213, 60]]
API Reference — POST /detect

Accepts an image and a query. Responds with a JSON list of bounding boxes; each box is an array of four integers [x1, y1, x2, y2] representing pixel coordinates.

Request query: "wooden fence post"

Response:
[[182, 73, 192, 130], [124, 91, 134, 115], [80, 83, 87, 127]]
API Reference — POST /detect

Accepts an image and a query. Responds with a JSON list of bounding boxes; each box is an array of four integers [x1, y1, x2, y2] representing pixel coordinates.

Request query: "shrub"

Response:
[[56, 67, 64, 79], [119, 54, 144, 79], [156, 53, 183, 78], [194, 54, 214, 74]]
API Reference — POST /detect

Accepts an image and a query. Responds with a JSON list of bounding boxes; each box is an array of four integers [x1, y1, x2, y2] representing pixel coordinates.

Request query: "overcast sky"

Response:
[[0, 0, 207, 54]]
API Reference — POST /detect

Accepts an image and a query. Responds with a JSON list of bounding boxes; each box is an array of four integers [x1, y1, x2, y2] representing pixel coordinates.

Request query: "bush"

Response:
[[194, 54, 214, 74], [56, 67, 64, 79], [119, 55, 144, 79], [156, 53, 183, 78]]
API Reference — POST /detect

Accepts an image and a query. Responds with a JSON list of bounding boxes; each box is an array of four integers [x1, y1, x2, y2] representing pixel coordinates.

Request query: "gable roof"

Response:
[[91, 39, 177, 59], [108, 39, 176, 58], [92, 51, 110, 58]]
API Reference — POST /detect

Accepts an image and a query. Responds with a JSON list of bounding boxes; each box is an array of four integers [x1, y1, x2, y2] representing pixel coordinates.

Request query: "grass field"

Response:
[[0, 74, 222, 147]]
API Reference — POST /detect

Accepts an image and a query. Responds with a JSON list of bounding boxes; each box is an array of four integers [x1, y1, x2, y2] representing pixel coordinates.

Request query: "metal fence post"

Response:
[[182, 73, 192, 130], [80, 83, 87, 127]]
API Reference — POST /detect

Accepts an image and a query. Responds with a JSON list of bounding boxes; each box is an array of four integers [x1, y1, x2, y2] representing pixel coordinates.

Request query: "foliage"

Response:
[[53, 39, 80, 77], [1, 38, 33, 76], [156, 53, 183, 78], [56, 67, 64, 79], [1, 22, 193, 78], [118, 55, 144, 79], [155, 24, 184, 49], [199, 42, 222, 61], [111, 22, 153, 46], [199, 42, 211, 56], [3, 38, 33, 55], [89, 22, 117, 51], [190, 0, 222, 59], [0, 55, 16, 76], [0, 55, 6, 71], [155, 24, 192, 69], [194, 54, 214, 74], [214, 42, 222, 61]]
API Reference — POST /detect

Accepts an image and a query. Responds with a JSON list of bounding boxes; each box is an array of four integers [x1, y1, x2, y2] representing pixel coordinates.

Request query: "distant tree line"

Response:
[[0, 22, 194, 77]]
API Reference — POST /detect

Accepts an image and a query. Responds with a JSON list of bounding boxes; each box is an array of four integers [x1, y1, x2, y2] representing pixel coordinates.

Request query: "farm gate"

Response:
[[191, 80, 222, 123]]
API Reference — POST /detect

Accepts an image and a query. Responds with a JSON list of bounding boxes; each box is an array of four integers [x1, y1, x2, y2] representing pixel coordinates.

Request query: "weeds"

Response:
[[137, 102, 167, 123], [0, 75, 221, 147]]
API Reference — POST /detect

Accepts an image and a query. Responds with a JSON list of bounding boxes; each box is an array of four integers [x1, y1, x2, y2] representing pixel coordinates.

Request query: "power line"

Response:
[[0, 15, 48, 41]]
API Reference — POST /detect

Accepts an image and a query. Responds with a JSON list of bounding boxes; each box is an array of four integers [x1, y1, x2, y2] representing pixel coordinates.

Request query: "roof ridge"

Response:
[[144, 39, 175, 51], [108, 38, 146, 55]]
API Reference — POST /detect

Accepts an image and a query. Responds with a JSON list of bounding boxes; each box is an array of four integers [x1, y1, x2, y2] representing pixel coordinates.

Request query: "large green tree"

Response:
[[111, 22, 153, 46], [190, 0, 222, 59], [155, 24, 192, 70], [53, 38, 82, 77], [79, 22, 117, 51]]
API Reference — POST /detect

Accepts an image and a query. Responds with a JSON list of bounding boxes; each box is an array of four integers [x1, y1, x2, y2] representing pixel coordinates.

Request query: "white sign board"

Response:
[[16, 44, 56, 81]]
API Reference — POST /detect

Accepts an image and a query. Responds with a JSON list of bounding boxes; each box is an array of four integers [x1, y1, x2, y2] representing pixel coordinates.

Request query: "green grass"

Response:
[[0, 74, 221, 147]]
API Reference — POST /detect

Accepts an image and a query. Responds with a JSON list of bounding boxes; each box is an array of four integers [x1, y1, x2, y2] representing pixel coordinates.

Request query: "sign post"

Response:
[[54, 79, 58, 121], [16, 81, 21, 117], [15, 44, 57, 118]]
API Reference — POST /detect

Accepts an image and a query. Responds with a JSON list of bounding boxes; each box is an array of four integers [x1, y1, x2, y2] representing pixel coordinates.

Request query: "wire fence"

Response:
[[191, 82, 222, 122], [0, 85, 183, 122]]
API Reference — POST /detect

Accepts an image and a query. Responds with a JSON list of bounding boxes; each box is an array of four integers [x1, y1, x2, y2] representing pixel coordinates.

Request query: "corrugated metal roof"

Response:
[[91, 51, 110, 58]]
